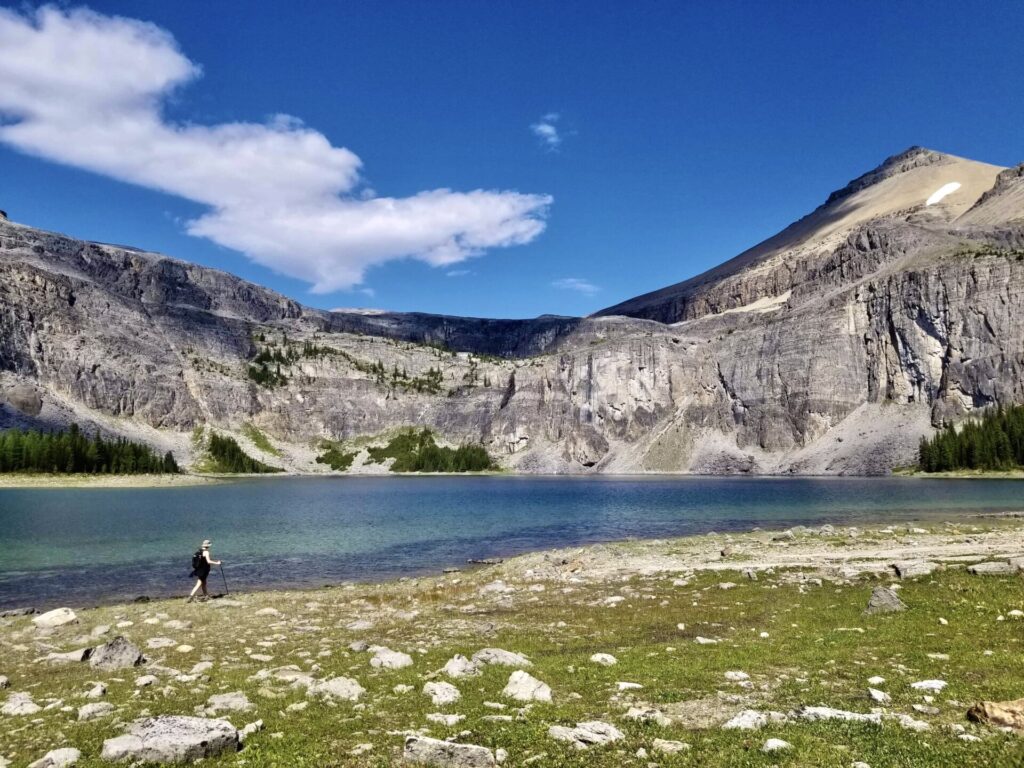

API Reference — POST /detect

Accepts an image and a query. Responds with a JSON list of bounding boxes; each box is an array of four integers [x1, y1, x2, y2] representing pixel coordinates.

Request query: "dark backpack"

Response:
[[191, 550, 204, 573]]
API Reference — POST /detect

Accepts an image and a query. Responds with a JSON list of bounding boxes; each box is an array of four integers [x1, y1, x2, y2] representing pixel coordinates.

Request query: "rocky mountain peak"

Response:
[[821, 146, 951, 208]]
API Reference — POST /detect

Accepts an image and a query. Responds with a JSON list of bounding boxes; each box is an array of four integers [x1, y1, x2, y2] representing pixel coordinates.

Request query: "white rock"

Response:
[[78, 702, 115, 720], [85, 683, 107, 699], [423, 681, 461, 706], [239, 719, 264, 743], [616, 681, 643, 691], [867, 676, 886, 686], [762, 738, 792, 753], [32, 608, 78, 629], [722, 709, 788, 730], [724, 671, 749, 682], [695, 636, 718, 645], [548, 721, 624, 749], [146, 637, 176, 649], [472, 648, 532, 668], [442, 654, 481, 678], [28, 748, 81, 768], [796, 706, 882, 724], [403, 735, 495, 767], [368, 646, 413, 670], [502, 670, 552, 702], [652, 738, 690, 753], [623, 706, 671, 727], [135, 675, 158, 688], [893, 713, 930, 731], [2, 691, 42, 716], [100, 715, 239, 763], [868, 688, 891, 704], [206, 691, 254, 713], [425, 712, 465, 726], [910, 680, 947, 693], [307, 676, 365, 702], [589, 653, 617, 666]]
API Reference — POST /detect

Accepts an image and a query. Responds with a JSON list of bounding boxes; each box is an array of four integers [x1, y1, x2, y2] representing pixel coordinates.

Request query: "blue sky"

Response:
[[1, 2, 1022, 319]]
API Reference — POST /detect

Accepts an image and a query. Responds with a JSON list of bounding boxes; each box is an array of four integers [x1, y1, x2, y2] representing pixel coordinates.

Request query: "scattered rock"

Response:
[[724, 671, 749, 682], [967, 698, 1024, 731], [0, 607, 37, 617], [652, 739, 690, 754], [502, 670, 551, 702], [308, 676, 365, 702], [967, 561, 1014, 576], [100, 716, 239, 763], [32, 607, 78, 628], [403, 734, 495, 767], [892, 561, 939, 579], [28, 748, 81, 768], [910, 680, 947, 693], [134, 675, 158, 688], [78, 702, 115, 720], [868, 676, 886, 686], [239, 719, 264, 743], [795, 706, 882, 724], [44, 648, 92, 664], [589, 653, 617, 666], [0, 676, 7, 689], [548, 721, 624, 750], [369, 646, 414, 670], [864, 586, 907, 614], [426, 712, 465, 726], [721, 710, 788, 730], [893, 713, 930, 731], [762, 739, 792, 753], [694, 636, 718, 645], [424, 681, 461, 706], [442, 654, 481, 678], [145, 637, 176, 649], [206, 691, 254, 713], [472, 648, 531, 668], [868, 688, 891, 704], [624, 706, 671, 727], [90, 637, 145, 671], [2, 691, 41, 716]]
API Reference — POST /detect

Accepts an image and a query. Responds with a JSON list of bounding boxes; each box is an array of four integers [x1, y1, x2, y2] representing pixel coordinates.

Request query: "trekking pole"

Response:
[[219, 564, 229, 596]]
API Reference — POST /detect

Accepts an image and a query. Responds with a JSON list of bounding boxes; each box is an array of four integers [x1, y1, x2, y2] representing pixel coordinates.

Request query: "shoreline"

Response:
[[5, 511, 1023, 613], [4, 469, 1024, 489], [4, 517, 1024, 766]]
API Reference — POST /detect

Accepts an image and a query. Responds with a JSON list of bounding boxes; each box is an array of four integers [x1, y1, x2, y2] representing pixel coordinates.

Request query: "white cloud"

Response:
[[530, 112, 563, 150], [552, 277, 599, 295], [446, 269, 471, 277], [0, 6, 552, 292]]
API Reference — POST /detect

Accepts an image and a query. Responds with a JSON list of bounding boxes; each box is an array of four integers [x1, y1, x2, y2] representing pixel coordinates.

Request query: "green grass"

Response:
[[241, 423, 282, 457], [3, 558, 1024, 766]]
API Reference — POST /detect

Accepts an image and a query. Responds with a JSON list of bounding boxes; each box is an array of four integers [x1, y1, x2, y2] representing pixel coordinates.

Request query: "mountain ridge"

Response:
[[2, 147, 1023, 475]]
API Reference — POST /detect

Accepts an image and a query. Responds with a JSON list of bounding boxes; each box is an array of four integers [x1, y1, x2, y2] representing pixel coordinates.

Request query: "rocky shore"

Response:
[[3, 519, 1024, 766]]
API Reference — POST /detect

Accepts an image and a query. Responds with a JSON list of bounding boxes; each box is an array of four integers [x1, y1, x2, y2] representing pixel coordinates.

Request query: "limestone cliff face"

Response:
[[1, 147, 1022, 474]]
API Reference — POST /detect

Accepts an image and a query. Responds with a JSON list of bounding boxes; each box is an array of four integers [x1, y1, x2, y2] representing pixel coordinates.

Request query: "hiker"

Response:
[[187, 539, 222, 602]]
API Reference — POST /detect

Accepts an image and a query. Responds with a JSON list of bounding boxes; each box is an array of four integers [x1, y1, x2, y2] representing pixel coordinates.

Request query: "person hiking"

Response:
[[187, 539, 221, 602]]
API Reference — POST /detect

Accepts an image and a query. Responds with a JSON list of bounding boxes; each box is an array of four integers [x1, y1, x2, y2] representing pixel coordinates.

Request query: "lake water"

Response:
[[1, 475, 1021, 610]]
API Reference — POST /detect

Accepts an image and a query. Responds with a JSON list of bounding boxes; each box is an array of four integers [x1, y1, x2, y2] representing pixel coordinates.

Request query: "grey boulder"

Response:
[[28, 748, 81, 768], [100, 716, 239, 763], [90, 637, 145, 671], [403, 735, 495, 767], [864, 586, 907, 614]]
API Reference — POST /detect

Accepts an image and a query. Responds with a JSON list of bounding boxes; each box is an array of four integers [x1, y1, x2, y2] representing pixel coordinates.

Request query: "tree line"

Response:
[[207, 433, 282, 474], [0, 424, 178, 474], [918, 405, 1024, 472], [367, 428, 495, 473]]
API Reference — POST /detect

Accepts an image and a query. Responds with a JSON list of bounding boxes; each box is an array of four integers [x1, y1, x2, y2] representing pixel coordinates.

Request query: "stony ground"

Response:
[[3, 518, 1024, 767]]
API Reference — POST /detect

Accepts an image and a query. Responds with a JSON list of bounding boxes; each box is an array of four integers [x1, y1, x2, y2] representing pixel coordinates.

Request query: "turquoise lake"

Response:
[[1, 475, 1021, 609]]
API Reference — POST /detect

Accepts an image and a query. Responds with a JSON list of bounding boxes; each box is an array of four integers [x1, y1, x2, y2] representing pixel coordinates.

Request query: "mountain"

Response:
[[1, 146, 1023, 474]]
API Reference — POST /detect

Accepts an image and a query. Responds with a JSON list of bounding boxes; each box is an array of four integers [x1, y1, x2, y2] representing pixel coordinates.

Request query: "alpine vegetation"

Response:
[[0, 424, 178, 474]]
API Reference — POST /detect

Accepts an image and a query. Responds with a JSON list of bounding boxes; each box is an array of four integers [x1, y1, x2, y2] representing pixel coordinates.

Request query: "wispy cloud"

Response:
[[530, 112, 563, 150], [446, 269, 471, 277], [0, 6, 552, 293], [552, 277, 599, 295]]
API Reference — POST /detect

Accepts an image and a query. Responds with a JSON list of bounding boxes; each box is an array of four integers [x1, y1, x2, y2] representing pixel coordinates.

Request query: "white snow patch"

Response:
[[925, 182, 961, 206]]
